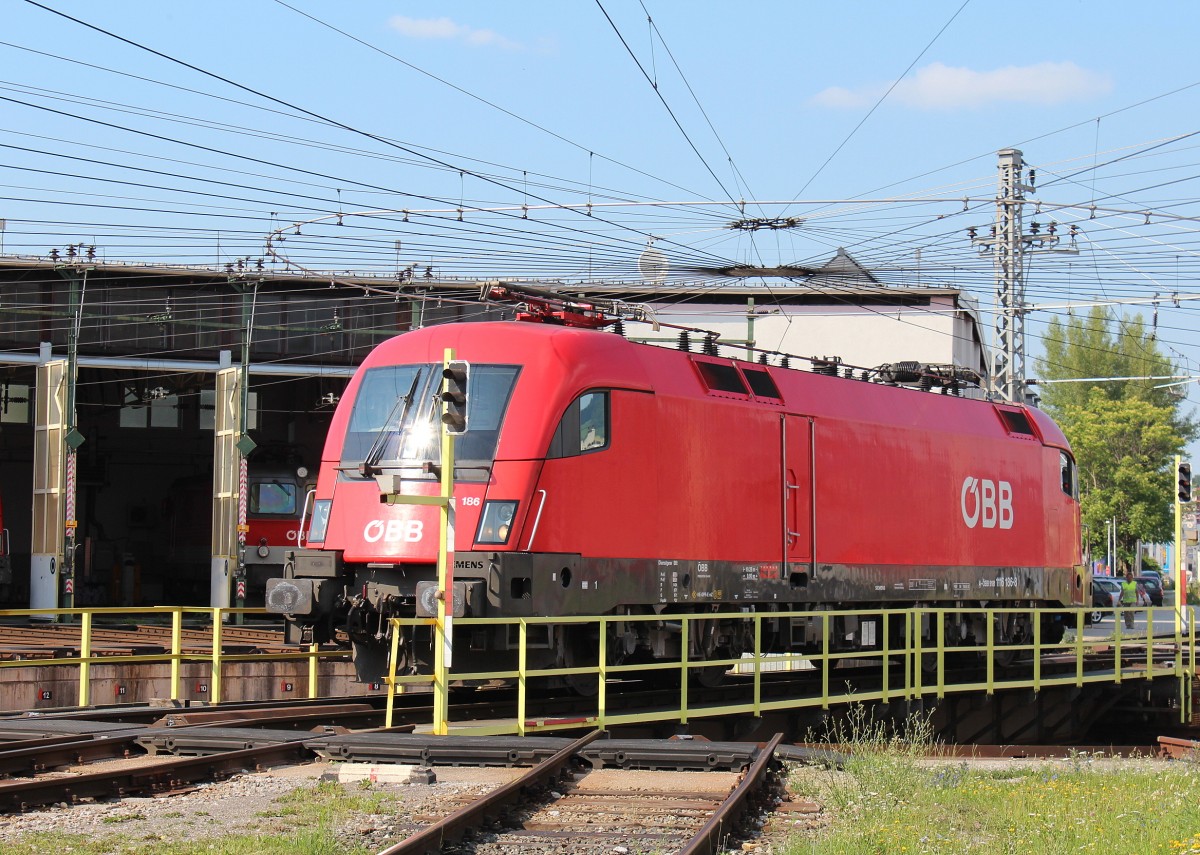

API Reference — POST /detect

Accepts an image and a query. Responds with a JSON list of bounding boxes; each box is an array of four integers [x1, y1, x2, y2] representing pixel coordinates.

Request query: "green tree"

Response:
[[1035, 307, 1195, 563]]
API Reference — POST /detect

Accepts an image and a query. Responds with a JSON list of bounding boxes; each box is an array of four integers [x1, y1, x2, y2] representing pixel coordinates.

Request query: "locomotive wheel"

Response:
[[991, 612, 1030, 667], [351, 640, 388, 684], [691, 652, 729, 688], [1041, 612, 1066, 645], [560, 625, 602, 696], [806, 655, 829, 673]]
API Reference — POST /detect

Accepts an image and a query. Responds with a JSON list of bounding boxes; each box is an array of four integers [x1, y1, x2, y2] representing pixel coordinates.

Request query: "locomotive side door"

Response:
[[782, 414, 815, 572]]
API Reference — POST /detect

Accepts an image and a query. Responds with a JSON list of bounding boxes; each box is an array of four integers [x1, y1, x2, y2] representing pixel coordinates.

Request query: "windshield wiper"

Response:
[[359, 371, 421, 477]]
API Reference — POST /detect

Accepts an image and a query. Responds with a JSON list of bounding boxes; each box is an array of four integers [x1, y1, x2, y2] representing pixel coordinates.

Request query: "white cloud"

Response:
[[811, 61, 1111, 110], [388, 16, 521, 50]]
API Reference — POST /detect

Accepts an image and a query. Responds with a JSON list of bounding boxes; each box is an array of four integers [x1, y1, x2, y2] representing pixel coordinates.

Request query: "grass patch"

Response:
[[0, 832, 375, 855], [0, 780, 398, 855], [784, 705, 1200, 853], [100, 812, 145, 824]]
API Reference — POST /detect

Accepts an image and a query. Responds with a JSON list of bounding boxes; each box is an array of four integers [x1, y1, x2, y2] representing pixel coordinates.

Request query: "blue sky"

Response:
[[5, 1, 1200, 436]]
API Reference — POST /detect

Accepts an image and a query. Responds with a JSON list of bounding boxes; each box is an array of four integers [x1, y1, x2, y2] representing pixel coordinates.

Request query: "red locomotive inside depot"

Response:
[[268, 317, 1084, 683], [242, 464, 314, 603]]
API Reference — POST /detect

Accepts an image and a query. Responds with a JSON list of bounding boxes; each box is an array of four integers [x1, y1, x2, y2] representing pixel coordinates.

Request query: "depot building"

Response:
[[0, 252, 989, 610]]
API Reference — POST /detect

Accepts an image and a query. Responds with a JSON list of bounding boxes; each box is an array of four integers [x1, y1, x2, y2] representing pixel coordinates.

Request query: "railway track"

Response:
[[0, 701, 802, 852], [376, 732, 789, 855], [0, 621, 296, 659], [1, 696, 1186, 855]]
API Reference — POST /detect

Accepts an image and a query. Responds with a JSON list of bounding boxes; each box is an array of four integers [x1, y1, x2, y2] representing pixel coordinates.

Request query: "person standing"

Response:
[[1120, 567, 1138, 629]]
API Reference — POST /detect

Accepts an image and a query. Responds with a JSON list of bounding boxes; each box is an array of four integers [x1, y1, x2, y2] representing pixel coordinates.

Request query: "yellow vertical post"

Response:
[[679, 618, 689, 725], [820, 612, 830, 709], [911, 610, 922, 699], [308, 642, 319, 699], [170, 609, 182, 700], [211, 607, 223, 704], [752, 615, 762, 718], [1114, 610, 1124, 684], [936, 611, 945, 699], [907, 610, 916, 696], [78, 610, 92, 707], [881, 611, 890, 702], [597, 619, 608, 730], [1075, 611, 1085, 687], [432, 348, 457, 737], [517, 621, 527, 736], [1147, 608, 1156, 674], [985, 611, 995, 695], [385, 623, 401, 729], [1032, 613, 1042, 692], [1189, 614, 1196, 724]]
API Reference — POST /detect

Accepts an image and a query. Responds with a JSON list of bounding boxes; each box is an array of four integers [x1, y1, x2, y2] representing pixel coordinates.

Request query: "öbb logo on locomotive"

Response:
[[362, 519, 424, 543], [960, 476, 1014, 530]]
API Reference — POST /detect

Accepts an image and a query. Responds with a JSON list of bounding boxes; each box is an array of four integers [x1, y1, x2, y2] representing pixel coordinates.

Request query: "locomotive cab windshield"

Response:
[[249, 480, 299, 516], [341, 362, 520, 479]]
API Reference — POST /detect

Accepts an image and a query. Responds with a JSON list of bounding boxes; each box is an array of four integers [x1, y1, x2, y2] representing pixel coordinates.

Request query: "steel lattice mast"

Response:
[[970, 149, 1076, 403]]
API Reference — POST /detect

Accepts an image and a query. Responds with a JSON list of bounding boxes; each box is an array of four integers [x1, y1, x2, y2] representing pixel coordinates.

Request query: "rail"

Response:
[[389, 602, 1197, 735], [0, 606, 343, 706], [376, 729, 602, 855]]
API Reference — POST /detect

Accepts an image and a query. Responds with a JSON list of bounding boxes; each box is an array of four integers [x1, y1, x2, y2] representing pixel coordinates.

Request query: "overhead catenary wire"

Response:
[[16, 0, 736, 269], [4, 5, 1200, 414]]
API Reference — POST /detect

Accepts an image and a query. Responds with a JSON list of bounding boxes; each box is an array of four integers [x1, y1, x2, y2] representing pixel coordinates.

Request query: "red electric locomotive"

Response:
[[267, 315, 1084, 683]]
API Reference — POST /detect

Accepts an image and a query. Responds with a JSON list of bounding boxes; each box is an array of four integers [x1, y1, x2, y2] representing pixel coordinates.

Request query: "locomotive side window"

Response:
[[742, 367, 782, 400], [1060, 451, 1079, 499], [548, 391, 609, 458]]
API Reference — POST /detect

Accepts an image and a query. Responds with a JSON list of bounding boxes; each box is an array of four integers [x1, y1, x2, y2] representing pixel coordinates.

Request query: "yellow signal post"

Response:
[[378, 348, 460, 735], [433, 348, 458, 735]]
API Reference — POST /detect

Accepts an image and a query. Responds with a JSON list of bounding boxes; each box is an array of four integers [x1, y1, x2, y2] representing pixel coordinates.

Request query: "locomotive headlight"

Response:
[[475, 500, 518, 545], [256, 539, 271, 559]]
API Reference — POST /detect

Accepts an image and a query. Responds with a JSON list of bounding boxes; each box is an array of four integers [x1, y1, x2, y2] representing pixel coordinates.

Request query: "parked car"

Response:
[[1135, 574, 1164, 607], [1091, 576, 1122, 623]]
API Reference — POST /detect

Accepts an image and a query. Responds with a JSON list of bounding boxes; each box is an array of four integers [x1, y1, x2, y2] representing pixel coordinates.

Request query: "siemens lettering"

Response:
[[363, 519, 424, 543], [961, 476, 1013, 530]]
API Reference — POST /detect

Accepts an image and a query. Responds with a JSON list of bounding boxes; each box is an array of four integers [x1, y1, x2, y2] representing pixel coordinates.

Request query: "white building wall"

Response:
[[644, 293, 987, 377]]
